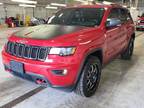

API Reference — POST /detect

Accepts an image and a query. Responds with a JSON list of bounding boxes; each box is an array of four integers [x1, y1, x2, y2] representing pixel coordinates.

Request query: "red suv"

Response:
[[2, 4, 135, 97], [136, 13, 144, 30]]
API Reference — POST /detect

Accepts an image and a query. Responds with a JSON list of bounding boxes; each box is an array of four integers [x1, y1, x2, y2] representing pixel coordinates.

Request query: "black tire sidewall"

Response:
[[121, 37, 134, 59], [82, 56, 101, 97], [129, 38, 134, 56], [127, 38, 134, 57]]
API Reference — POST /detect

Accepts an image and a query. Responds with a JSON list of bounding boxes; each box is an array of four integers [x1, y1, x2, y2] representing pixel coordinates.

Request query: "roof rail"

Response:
[[102, 1, 115, 5]]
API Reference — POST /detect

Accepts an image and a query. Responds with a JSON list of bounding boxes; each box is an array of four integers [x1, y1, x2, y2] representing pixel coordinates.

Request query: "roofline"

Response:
[[66, 3, 124, 9]]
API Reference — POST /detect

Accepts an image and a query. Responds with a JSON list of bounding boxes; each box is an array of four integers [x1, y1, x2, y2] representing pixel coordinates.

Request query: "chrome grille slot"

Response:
[[38, 47, 48, 60], [7, 42, 14, 54], [13, 43, 18, 56], [18, 44, 24, 57], [6, 42, 11, 53], [23, 46, 31, 58], [6, 41, 49, 61], [31, 46, 39, 59]]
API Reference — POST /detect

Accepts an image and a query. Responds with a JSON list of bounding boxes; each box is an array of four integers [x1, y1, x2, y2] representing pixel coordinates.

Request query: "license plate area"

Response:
[[10, 61, 24, 74]]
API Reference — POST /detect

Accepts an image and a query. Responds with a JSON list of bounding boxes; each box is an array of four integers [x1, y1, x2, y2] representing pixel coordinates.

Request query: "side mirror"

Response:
[[106, 18, 121, 28]]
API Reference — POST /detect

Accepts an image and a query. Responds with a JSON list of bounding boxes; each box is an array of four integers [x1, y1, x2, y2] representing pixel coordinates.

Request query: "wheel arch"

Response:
[[131, 32, 135, 40], [73, 48, 103, 90]]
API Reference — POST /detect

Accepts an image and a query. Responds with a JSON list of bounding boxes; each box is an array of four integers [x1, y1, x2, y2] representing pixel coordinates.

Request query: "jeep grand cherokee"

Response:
[[2, 4, 135, 97]]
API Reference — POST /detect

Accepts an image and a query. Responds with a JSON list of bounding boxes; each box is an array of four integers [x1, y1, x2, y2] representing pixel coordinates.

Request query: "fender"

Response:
[[72, 48, 103, 90]]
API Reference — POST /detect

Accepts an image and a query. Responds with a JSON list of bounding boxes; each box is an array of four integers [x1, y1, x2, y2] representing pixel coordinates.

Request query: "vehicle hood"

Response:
[[10, 24, 102, 47], [14, 24, 87, 40]]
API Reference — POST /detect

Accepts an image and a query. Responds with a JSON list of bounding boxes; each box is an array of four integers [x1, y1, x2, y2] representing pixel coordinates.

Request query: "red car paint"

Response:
[[136, 14, 144, 30], [2, 4, 135, 90]]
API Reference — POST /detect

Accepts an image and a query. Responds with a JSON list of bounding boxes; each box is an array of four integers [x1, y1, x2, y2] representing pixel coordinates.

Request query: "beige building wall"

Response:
[[0, 4, 57, 19]]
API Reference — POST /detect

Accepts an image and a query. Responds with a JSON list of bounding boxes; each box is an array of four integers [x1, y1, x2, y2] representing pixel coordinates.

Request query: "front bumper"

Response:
[[4, 65, 74, 91], [2, 50, 82, 90], [4, 64, 50, 85]]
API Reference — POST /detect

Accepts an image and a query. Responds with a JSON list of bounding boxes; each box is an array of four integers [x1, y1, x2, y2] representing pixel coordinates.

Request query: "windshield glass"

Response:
[[48, 8, 105, 27]]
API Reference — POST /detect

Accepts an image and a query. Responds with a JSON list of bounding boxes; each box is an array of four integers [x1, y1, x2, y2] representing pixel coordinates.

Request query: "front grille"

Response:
[[6, 41, 50, 61]]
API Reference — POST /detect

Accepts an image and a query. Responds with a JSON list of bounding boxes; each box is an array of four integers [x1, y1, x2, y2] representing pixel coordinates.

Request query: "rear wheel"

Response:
[[136, 28, 139, 31], [121, 38, 134, 60], [74, 56, 101, 97]]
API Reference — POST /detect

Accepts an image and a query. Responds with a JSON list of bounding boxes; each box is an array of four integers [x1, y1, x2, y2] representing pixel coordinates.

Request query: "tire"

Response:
[[136, 28, 139, 31], [74, 56, 102, 97], [121, 37, 134, 60]]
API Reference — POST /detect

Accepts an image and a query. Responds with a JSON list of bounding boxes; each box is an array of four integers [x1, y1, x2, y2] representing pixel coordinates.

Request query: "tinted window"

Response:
[[48, 8, 105, 27], [119, 9, 133, 22], [119, 9, 127, 22], [108, 8, 133, 23], [108, 8, 120, 19]]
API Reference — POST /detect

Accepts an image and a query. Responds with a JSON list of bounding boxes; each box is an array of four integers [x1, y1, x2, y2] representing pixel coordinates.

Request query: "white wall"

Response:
[[0, 5, 6, 18], [7, 5, 23, 18], [0, 4, 57, 19], [130, 9, 139, 21], [138, 7, 144, 16], [129, 8, 144, 22]]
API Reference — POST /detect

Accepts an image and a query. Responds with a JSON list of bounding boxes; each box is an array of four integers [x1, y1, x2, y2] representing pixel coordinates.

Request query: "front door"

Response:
[[105, 8, 122, 61]]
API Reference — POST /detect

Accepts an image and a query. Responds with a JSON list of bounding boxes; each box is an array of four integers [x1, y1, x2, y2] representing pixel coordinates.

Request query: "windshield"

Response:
[[48, 8, 105, 27], [142, 13, 144, 17]]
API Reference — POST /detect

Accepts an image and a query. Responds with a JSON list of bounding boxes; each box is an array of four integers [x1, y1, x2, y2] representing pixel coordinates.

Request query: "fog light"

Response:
[[52, 69, 68, 75]]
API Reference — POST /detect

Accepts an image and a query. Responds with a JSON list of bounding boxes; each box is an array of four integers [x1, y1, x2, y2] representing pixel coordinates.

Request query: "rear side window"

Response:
[[108, 8, 133, 23], [119, 9, 127, 22], [119, 8, 133, 23], [108, 8, 120, 19]]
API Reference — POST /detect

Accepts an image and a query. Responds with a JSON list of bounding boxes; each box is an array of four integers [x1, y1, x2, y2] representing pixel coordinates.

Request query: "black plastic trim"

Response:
[[4, 64, 74, 92], [72, 48, 103, 90]]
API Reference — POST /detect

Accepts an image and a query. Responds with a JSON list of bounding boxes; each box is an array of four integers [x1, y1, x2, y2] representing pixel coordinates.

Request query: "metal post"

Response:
[[135, 0, 138, 8], [122, 0, 124, 4], [23, 7, 26, 25], [3, 5, 7, 19], [33, 7, 34, 17], [129, 0, 132, 7], [65, 0, 68, 4]]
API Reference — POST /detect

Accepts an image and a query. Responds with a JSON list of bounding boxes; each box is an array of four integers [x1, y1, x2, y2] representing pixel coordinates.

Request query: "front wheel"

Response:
[[74, 56, 102, 97], [136, 28, 139, 31], [121, 38, 134, 60]]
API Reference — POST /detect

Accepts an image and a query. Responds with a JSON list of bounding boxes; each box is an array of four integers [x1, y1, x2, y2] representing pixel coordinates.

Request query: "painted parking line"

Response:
[[1, 86, 45, 108]]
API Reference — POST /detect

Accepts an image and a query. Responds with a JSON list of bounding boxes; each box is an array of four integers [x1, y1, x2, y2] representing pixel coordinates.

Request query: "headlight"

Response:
[[49, 47, 76, 56]]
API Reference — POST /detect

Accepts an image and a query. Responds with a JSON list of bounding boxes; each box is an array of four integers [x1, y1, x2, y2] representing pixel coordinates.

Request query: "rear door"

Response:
[[125, 9, 134, 42], [118, 8, 131, 51]]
